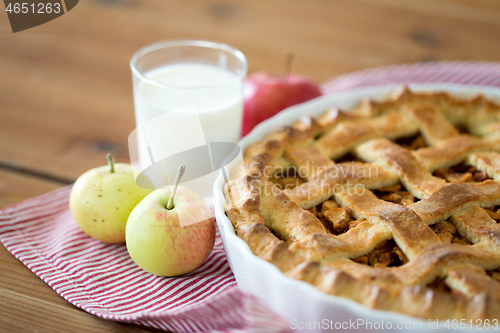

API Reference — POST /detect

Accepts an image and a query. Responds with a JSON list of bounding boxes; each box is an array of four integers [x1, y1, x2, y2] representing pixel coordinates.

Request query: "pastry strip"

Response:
[[284, 163, 399, 208]]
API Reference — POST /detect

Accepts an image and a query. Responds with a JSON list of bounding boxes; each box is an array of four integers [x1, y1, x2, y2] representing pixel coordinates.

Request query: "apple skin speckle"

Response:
[[69, 163, 152, 244], [126, 187, 216, 276]]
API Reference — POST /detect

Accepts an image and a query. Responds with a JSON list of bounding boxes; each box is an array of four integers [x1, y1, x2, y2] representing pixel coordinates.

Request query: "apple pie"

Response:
[[224, 87, 500, 320]]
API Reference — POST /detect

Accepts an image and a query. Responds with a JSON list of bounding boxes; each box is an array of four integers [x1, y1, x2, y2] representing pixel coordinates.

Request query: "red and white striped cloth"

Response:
[[0, 186, 290, 332], [1, 61, 500, 333], [321, 61, 500, 94]]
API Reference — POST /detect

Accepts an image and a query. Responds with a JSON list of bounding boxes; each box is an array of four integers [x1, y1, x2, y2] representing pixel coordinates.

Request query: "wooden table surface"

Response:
[[1, 0, 500, 332]]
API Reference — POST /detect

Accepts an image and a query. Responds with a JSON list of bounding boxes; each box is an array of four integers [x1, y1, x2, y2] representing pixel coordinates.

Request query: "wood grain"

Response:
[[0, 0, 500, 181], [0, 245, 163, 333], [0, 0, 499, 331], [0, 169, 64, 208]]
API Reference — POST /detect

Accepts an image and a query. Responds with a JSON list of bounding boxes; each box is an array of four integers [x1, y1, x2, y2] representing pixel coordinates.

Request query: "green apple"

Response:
[[126, 166, 216, 276], [69, 153, 152, 244]]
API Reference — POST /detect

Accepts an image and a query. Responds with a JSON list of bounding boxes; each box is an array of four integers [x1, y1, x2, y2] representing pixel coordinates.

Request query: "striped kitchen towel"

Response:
[[321, 61, 500, 94], [0, 186, 291, 333], [1, 61, 500, 333]]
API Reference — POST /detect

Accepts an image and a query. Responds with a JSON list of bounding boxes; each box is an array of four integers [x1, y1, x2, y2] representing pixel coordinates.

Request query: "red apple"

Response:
[[242, 71, 322, 136]]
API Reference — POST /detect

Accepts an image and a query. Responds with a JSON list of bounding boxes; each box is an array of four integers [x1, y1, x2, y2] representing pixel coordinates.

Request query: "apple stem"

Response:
[[166, 166, 186, 210], [281, 52, 294, 81], [106, 153, 115, 174]]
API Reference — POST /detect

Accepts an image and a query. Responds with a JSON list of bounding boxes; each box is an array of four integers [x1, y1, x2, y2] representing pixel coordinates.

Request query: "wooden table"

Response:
[[1, 0, 499, 331]]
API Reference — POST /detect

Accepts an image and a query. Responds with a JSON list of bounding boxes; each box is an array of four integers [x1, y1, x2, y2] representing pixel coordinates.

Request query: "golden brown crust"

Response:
[[446, 265, 500, 303], [355, 138, 447, 198], [450, 206, 500, 253], [335, 189, 441, 259], [409, 181, 500, 225], [288, 221, 392, 261], [415, 135, 500, 172], [316, 111, 419, 159], [285, 145, 335, 179], [224, 174, 265, 228], [260, 181, 326, 242], [284, 163, 399, 208], [404, 105, 459, 146], [223, 87, 500, 320], [393, 244, 500, 285], [468, 152, 500, 180]]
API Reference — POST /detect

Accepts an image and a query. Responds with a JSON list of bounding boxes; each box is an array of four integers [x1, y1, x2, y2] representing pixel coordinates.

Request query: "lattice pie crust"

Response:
[[224, 87, 500, 320]]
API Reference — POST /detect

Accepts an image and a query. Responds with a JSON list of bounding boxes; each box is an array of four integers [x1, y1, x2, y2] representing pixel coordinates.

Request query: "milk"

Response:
[[133, 63, 243, 145], [132, 63, 244, 197]]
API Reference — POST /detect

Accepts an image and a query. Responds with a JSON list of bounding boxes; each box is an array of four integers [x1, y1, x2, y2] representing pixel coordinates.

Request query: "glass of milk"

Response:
[[129, 39, 247, 198]]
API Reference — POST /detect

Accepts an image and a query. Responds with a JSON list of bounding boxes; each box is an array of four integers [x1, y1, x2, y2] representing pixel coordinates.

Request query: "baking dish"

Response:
[[213, 83, 500, 332]]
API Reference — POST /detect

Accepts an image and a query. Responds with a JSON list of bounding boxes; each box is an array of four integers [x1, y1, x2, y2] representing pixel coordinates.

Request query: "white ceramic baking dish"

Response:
[[213, 83, 500, 333]]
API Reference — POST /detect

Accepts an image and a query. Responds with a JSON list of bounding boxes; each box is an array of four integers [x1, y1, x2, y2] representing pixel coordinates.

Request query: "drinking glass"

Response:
[[129, 39, 247, 198]]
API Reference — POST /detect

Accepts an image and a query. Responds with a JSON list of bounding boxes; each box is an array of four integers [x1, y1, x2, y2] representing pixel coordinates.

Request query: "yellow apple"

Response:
[[69, 154, 152, 244], [126, 184, 216, 277]]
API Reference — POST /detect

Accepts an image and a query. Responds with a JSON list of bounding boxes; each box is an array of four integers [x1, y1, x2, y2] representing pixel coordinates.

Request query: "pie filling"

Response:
[[334, 152, 363, 164], [484, 206, 500, 223], [395, 133, 427, 151], [430, 220, 471, 245], [428, 277, 453, 294], [487, 269, 500, 282], [269, 168, 305, 190], [374, 183, 417, 206], [352, 239, 408, 267], [434, 162, 489, 183]]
